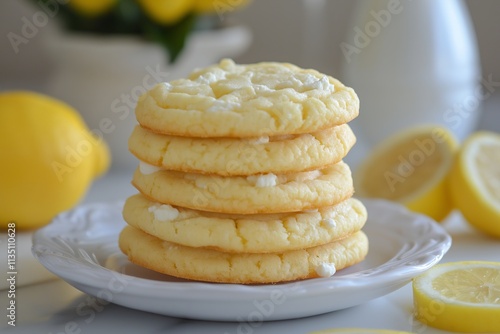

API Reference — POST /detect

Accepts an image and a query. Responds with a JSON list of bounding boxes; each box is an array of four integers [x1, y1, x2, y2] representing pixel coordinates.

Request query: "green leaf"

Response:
[[142, 14, 198, 63]]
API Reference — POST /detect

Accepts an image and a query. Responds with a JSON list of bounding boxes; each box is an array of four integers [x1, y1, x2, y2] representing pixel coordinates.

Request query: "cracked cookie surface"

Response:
[[129, 124, 355, 176], [135, 59, 359, 138], [132, 161, 353, 214], [123, 194, 367, 253], [119, 225, 368, 284]]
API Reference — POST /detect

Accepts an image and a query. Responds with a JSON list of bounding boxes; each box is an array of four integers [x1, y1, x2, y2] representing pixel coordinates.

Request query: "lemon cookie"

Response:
[[132, 161, 354, 214], [128, 124, 355, 176], [119, 226, 369, 284], [135, 59, 359, 138], [123, 194, 367, 253]]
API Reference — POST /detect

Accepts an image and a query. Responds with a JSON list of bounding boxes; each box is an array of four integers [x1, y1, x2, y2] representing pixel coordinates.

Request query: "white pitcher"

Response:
[[341, 0, 481, 148]]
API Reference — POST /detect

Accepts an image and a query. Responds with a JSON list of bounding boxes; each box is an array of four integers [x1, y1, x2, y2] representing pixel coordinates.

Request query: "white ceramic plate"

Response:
[[32, 199, 451, 321]]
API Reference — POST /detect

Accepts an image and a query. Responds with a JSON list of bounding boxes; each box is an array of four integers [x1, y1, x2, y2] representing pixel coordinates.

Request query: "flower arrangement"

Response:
[[33, 0, 250, 62]]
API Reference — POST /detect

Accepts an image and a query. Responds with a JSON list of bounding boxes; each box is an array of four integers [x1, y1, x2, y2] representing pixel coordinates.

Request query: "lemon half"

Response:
[[355, 125, 458, 221], [413, 261, 500, 333], [449, 131, 500, 237]]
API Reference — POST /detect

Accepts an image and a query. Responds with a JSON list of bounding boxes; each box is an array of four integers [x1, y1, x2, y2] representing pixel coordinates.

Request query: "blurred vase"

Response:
[[341, 0, 481, 148], [44, 25, 252, 172]]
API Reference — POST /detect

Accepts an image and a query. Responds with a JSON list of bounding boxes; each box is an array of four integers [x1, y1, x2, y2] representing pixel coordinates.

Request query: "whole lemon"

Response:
[[0, 91, 110, 230]]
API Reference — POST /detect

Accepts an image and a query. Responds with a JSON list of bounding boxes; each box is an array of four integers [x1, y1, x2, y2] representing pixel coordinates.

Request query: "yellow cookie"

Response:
[[119, 226, 369, 284], [128, 124, 356, 176], [135, 59, 359, 138], [122, 194, 367, 253], [132, 161, 354, 214]]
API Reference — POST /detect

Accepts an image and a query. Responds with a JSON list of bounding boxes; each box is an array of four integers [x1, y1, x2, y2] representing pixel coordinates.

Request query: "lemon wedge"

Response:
[[310, 329, 412, 334], [355, 125, 458, 221], [413, 261, 500, 333], [449, 131, 500, 237]]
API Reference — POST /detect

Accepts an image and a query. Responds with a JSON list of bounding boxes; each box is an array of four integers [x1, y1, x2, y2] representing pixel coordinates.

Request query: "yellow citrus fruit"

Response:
[[449, 131, 500, 237], [138, 0, 195, 25], [0, 91, 110, 230], [310, 329, 412, 334], [413, 261, 500, 333], [193, 0, 250, 14], [354, 125, 458, 221], [69, 0, 118, 16]]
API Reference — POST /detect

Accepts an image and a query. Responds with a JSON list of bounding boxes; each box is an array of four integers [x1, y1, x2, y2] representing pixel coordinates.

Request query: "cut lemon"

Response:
[[413, 261, 500, 333], [310, 329, 412, 334], [449, 131, 500, 237], [355, 125, 458, 221]]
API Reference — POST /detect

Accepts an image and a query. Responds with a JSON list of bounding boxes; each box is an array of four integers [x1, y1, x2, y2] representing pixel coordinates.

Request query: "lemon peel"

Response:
[[0, 91, 110, 230]]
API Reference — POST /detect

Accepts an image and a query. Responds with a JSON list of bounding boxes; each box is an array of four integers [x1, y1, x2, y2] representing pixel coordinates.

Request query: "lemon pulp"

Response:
[[450, 131, 500, 237], [355, 125, 457, 221], [413, 261, 500, 333]]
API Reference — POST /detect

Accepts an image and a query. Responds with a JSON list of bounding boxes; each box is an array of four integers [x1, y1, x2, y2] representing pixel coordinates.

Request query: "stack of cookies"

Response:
[[119, 59, 368, 284]]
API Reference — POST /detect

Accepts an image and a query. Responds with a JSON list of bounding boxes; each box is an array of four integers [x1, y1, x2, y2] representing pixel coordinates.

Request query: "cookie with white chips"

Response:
[[120, 58, 368, 284], [135, 59, 359, 138], [119, 225, 368, 284], [132, 161, 353, 214], [128, 124, 356, 176], [122, 194, 367, 253]]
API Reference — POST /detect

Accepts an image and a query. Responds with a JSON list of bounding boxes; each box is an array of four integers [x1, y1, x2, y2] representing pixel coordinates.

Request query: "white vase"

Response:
[[44, 26, 252, 172], [341, 0, 481, 149]]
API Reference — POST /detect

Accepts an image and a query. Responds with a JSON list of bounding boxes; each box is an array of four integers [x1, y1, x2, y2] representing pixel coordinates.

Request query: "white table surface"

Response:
[[1, 95, 499, 334]]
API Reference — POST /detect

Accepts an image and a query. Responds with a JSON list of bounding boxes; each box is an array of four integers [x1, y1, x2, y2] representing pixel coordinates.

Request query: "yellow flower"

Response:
[[138, 0, 195, 25], [193, 0, 250, 14], [68, 0, 118, 17]]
